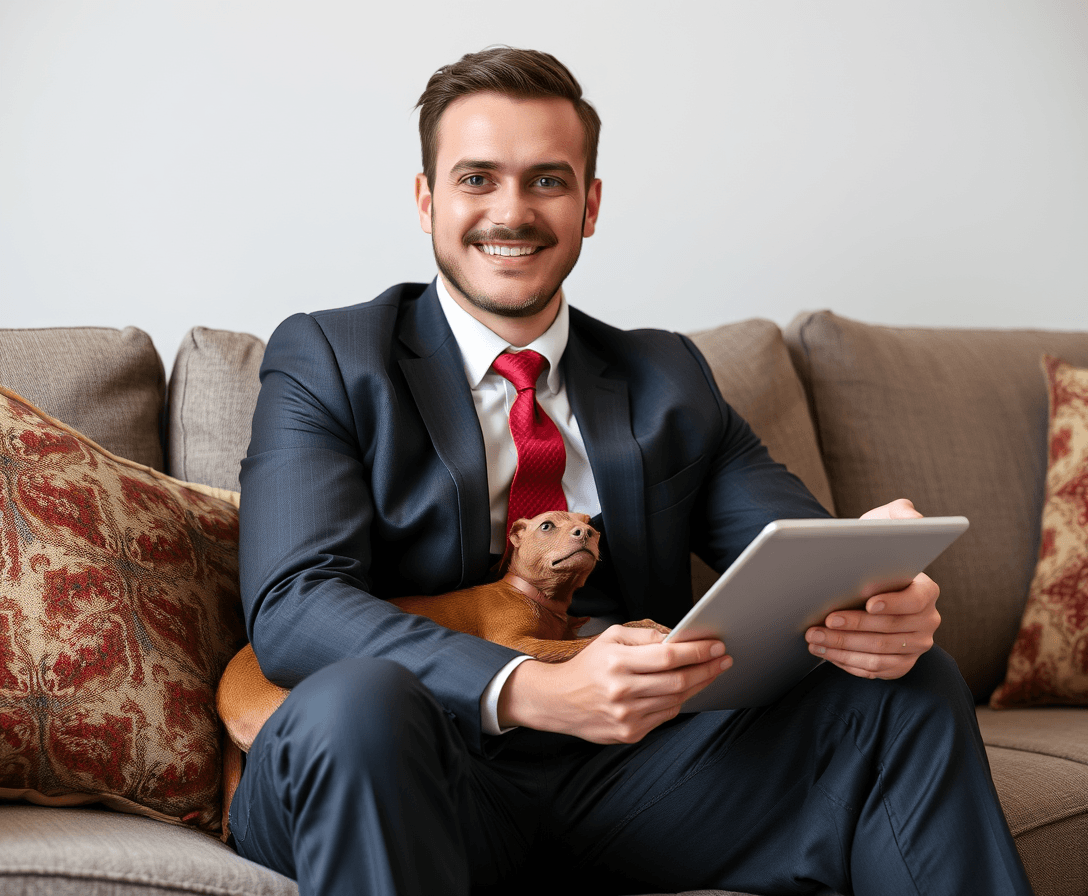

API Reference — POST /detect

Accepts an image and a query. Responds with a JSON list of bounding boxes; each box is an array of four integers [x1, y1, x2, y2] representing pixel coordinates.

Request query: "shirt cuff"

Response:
[[480, 655, 534, 736]]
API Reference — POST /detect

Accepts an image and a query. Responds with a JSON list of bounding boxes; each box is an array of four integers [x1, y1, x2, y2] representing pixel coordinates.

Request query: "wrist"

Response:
[[496, 659, 558, 731]]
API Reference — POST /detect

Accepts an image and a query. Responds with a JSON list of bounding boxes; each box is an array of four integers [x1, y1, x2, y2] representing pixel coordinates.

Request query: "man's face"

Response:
[[415, 92, 602, 324]]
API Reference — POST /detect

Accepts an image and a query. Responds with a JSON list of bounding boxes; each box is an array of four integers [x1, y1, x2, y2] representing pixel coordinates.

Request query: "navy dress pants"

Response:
[[229, 648, 1032, 896]]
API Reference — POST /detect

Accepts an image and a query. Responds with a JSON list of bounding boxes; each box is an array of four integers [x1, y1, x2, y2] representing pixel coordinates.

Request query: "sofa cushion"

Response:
[[0, 805, 299, 895], [992, 357, 1088, 708], [785, 311, 1088, 700], [0, 326, 165, 470], [977, 706, 1088, 896], [167, 327, 265, 491], [0, 388, 245, 832], [689, 320, 835, 597], [690, 320, 834, 513]]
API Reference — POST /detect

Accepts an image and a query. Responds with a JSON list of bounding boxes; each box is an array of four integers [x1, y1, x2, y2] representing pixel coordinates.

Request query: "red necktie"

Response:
[[491, 350, 568, 533]]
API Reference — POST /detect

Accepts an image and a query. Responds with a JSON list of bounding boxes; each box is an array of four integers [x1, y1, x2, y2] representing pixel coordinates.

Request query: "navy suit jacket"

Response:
[[239, 282, 827, 752]]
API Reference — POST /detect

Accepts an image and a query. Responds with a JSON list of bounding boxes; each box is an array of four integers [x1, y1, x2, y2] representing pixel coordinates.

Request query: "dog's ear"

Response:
[[497, 519, 528, 575]]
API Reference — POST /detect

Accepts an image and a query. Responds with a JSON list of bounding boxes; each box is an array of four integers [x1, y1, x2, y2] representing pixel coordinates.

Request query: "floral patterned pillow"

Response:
[[991, 356, 1088, 708], [0, 387, 245, 831]]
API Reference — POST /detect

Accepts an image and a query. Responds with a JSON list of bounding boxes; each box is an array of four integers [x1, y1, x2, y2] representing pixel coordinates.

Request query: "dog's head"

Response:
[[501, 511, 600, 603]]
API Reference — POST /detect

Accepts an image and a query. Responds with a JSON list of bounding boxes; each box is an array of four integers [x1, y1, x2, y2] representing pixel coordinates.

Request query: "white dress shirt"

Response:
[[434, 277, 602, 734]]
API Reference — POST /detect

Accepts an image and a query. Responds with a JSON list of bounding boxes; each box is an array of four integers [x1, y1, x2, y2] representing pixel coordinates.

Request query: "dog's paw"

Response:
[[623, 618, 671, 635]]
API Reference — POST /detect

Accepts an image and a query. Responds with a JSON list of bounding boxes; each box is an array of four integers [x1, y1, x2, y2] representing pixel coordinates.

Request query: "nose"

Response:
[[490, 184, 535, 229], [570, 526, 593, 542]]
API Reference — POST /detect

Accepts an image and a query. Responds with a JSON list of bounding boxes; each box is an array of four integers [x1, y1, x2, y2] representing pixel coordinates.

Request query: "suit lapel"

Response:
[[397, 284, 492, 587], [563, 328, 651, 618]]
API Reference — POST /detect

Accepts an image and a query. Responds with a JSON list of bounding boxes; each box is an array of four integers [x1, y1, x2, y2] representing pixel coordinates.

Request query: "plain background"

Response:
[[2, 0, 1086, 373]]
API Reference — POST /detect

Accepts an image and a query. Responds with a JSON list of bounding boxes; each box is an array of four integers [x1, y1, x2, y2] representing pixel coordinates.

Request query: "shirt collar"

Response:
[[434, 276, 568, 394]]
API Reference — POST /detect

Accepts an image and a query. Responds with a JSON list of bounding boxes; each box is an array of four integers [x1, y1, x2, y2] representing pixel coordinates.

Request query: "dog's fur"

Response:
[[216, 511, 667, 751]]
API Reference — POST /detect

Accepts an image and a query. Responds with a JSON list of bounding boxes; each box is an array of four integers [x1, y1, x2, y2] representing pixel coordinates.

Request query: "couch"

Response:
[[1, 310, 1085, 896]]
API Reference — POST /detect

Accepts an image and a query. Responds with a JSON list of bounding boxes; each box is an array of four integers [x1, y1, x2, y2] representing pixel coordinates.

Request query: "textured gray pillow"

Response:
[[785, 310, 1088, 699], [167, 327, 265, 491], [0, 327, 165, 470]]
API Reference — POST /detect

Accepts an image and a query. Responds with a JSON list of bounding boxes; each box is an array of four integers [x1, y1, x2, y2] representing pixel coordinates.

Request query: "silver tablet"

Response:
[[665, 516, 969, 712]]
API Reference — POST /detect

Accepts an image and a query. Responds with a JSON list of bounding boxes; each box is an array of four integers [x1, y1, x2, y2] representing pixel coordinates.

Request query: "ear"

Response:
[[508, 519, 527, 549], [582, 178, 602, 238], [415, 173, 433, 234], [498, 521, 527, 575]]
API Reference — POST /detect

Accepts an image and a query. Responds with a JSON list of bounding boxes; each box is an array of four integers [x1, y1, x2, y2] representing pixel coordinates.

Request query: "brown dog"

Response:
[[216, 511, 667, 753]]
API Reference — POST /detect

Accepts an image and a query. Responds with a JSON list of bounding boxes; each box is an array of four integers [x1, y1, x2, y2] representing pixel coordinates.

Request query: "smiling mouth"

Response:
[[476, 243, 541, 257]]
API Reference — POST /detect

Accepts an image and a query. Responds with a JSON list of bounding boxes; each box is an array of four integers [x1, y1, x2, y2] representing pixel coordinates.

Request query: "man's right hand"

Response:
[[496, 626, 731, 743]]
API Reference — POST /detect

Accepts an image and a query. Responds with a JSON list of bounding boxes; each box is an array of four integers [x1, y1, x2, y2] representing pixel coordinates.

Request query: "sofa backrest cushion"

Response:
[[690, 320, 835, 513], [689, 319, 835, 596], [785, 310, 1088, 699], [0, 327, 165, 470], [167, 327, 265, 491]]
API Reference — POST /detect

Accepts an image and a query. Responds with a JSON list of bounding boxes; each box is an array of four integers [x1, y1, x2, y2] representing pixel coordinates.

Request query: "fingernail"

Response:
[[811, 645, 826, 656], [870, 600, 886, 613], [710, 642, 725, 657], [828, 615, 845, 628], [808, 630, 825, 644], [720, 656, 733, 671]]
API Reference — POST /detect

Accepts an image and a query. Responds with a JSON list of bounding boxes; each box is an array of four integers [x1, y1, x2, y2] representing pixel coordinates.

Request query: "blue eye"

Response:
[[540, 520, 554, 531], [463, 175, 487, 187], [535, 177, 560, 188]]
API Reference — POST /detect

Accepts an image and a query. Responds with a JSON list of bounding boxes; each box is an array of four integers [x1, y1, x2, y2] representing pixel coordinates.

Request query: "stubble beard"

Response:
[[430, 210, 583, 320]]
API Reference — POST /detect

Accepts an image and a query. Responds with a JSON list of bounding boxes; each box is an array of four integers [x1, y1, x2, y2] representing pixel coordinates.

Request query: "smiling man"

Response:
[[232, 47, 1032, 896]]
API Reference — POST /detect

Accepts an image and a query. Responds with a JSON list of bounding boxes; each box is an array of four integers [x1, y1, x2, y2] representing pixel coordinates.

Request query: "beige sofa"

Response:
[[1, 310, 1085, 896]]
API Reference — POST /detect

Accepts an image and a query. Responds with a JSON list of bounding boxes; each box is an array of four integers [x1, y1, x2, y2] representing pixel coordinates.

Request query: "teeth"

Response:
[[478, 244, 538, 256]]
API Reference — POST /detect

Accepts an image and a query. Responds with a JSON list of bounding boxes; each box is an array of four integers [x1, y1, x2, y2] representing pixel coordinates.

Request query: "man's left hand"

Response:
[[804, 498, 941, 680]]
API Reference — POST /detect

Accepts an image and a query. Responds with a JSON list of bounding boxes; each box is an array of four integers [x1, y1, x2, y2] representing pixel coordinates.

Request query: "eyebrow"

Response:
[[450, 159, 578, 178]]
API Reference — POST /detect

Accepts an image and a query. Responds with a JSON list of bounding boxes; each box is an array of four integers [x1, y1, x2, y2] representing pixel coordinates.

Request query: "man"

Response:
[[233, 47, 1032, 896]]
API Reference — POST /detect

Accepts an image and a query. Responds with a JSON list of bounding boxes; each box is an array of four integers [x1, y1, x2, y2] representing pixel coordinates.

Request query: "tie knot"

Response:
[[491, 350, 547, 392]]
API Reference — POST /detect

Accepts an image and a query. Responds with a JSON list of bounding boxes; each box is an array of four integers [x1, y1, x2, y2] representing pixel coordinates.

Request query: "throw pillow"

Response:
[[991, 356, 1088, 708], [0, 386, 245, 831]]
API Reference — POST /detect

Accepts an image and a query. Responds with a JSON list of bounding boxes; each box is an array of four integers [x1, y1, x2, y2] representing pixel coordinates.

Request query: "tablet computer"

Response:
[[665, 516, 969, 712]]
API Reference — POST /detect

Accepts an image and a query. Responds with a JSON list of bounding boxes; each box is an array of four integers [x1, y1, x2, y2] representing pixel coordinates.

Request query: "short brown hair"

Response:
[[415, 47, 601, 191]]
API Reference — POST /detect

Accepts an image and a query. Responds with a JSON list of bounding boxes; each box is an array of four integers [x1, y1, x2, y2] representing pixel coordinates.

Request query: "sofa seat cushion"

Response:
[[0, 327, 165, 470], [785, 311, 1088, 700], [978, 707, 1088, 896], [0, 805, 298, 895]]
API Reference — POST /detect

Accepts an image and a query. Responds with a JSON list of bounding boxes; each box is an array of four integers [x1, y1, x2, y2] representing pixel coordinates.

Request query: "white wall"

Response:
[[2, 0, 1086, 372]]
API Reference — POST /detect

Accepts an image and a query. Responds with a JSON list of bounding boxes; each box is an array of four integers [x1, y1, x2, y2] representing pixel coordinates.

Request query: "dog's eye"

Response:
[[539, 521, 554, 531]]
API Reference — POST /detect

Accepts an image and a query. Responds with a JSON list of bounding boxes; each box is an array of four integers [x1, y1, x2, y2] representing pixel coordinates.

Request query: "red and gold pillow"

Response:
[[991, 356, 1088, 708], [0, 386, 244, 830]]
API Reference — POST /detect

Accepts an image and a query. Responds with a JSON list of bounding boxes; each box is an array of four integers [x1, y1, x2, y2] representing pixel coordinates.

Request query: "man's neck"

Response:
[[439, 275, 561, 347]]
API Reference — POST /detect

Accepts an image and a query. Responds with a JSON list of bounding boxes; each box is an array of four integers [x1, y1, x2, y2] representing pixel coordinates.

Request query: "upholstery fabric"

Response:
[[0, 327, 165, 470], [785, 311, 1088, 700], [689, 320, 834, 514], [992, 357, 1088, 708], [0, 805, 298, 895], [0, 388, 245, 831], [977, 707, 1088, 896], [167, 327, 265, 491]]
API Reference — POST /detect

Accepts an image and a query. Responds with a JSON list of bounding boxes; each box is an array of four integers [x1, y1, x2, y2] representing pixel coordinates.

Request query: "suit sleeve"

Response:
[[679, 334, 832, 574], [238, 312, 518, 754]]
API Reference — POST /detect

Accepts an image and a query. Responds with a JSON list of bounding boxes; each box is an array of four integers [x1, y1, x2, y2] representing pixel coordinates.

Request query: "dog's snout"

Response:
[[569, 525, 595, 543]]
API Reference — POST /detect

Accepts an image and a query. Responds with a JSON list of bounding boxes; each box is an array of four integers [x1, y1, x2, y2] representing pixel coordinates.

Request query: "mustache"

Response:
[[462, 226, 558, 248]]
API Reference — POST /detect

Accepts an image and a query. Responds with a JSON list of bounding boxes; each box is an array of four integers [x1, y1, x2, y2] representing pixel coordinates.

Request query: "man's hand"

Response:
[[805, 498, 941, 680], [497, 626, 731, 743]]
